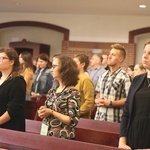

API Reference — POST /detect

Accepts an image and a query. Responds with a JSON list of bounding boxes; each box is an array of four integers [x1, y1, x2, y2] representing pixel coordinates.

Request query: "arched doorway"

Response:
[[0, 21, 69, 41], [129, 27, 150, 43]]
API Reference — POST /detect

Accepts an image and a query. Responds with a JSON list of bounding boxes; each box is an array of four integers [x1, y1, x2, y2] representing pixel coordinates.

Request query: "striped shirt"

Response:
[[95, 67, 132, 122]]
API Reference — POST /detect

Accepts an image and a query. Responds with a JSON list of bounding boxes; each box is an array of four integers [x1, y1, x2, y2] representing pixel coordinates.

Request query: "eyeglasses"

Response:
[[52, 65, 59, 69], [0, 56, 9, 62]]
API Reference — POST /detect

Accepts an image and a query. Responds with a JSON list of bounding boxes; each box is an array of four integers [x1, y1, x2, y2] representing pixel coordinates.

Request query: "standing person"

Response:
[[74, 54, 94, 119], [32, 57, 39, 72], [102, 54, 109, 70], [88, 53, 106, 119], [19, 51, 34, 100], [38, 55, 80, 139], [126, 65, 135, 79], [94, 44, 132, 122], [88, 53, 106, 96], [0, 47, 26, 131], [118, 41, 150, 150], [134, 62, 146, 77], [31, 53, 53, 98]]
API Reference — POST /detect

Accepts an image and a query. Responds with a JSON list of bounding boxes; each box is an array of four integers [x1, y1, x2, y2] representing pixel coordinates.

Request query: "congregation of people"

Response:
[[0, 41, 150, 149]]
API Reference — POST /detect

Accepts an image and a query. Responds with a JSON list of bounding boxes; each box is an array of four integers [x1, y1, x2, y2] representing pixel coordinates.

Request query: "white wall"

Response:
[[0, 12, 150, 62]]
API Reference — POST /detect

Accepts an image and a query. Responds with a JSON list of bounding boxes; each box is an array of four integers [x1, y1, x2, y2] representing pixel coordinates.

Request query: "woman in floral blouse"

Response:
[[38, 55, 80, 139]]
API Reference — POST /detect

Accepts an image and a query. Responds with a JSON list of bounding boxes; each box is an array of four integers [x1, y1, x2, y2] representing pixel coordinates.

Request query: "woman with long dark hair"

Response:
[[19, 51, 34, 100]]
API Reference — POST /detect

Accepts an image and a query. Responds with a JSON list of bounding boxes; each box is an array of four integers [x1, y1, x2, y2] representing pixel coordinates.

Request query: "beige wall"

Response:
[[0, 12, 150, 62], [135, 33, 150, 64], [0, 26, 63, 60]]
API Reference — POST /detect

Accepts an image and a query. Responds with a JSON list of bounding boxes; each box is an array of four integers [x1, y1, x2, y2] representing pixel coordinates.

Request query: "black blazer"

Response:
[[0, 76, 26, 131], [120, 73, 147, 137]]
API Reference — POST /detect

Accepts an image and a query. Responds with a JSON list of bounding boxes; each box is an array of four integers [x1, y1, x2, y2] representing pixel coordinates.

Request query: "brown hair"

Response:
[[111, 44, 126, 60], [137, 63, 146, 71], [55, 55, 79, 87], [128, 65, 135, 71], [38, 53, 52, 68], [74, 54, 89, 71], [20, 51, 34, 71], [0, 47, 21, 78]]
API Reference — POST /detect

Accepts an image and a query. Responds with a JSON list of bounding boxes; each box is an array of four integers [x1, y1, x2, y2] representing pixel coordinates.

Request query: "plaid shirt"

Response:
[[95, 68, 132, 122]]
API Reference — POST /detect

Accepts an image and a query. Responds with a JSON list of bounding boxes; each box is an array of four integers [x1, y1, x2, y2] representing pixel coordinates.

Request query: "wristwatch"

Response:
[[109, 100, 113, 107]]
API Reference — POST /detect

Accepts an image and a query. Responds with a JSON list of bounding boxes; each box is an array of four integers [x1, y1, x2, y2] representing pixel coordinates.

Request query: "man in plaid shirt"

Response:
[[94, 44, 132, 123]]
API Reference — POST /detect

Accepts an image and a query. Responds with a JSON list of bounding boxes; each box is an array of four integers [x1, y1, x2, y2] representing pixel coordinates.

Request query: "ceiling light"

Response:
[[139, 5, 146, 8]]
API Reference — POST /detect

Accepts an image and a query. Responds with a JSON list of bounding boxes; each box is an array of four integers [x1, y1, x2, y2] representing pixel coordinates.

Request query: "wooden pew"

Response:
[[0, 128, 121, 150], [25, 95, 46, 120], [25, 100, 37, 120], [75, 118, 120, 146], [25, 97, 120, 147], [26, 118, 120, 147]]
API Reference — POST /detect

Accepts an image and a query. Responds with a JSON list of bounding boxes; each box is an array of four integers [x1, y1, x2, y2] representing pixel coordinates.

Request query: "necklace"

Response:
[[56, 86, 67, 95], [147, 78, 150, 87]]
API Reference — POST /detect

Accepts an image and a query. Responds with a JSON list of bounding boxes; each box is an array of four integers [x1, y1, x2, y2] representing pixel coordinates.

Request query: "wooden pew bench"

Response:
[[75, 118, 120, 147], [25, 95, 46, 121], [0, 128, 121, 150], [26, 118, 120, 147]]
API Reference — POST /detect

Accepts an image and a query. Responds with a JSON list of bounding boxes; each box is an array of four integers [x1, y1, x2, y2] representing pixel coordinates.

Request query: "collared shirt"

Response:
[[88, 66, 106, 92], [94, 68, 132, 122]]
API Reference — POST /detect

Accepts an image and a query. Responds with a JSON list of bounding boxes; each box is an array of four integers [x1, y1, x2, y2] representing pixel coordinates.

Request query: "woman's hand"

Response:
[[31, 92, 40, 98], [118, 137, 131, 150], [38, 106, 53, 119], [118, 143, 131, 149]]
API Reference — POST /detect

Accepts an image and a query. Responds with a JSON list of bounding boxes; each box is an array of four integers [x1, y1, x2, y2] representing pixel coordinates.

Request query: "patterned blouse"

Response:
[[43, 88, 80, 139]]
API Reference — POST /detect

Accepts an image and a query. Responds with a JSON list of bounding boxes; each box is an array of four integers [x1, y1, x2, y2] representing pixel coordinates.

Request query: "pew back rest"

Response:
[[0, 128, 121, 150], [25, 95, 46, 121], [75, 118, 120, 147], [26, 118, 120, 147]]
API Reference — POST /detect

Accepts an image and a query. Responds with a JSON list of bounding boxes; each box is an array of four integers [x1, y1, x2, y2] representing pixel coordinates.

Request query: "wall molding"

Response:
[[0, 21, 70, 41], [129, 27, 150, 43]]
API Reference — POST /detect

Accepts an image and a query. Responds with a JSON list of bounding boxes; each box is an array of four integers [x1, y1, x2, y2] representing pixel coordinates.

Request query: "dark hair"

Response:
[[128, 65, 135, 71], [0, 47, 20, 78], [20, 51, 34, 71], [54, 55, 79, 87], [38, 53, 51, 68], [111, 44, 126, 60], [74, 54, 89, 71]]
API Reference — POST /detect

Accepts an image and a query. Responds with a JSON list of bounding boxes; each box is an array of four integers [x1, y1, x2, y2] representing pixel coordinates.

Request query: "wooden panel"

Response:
[[0, 128, 120, 150], [25, 95, 46, 120], [75, 118, 119, 146], [9, 39, 50, 58], [25, 119, 120, 147]]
